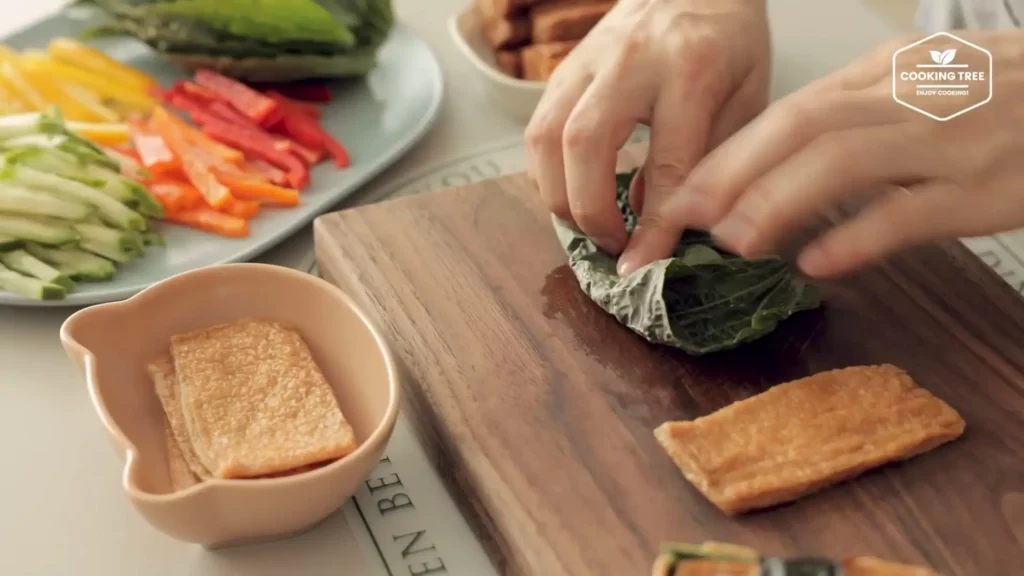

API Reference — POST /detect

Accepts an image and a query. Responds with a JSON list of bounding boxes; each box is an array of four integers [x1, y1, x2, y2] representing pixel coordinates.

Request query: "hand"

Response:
[[660, 29, 1024, 279], [525, 0, 771, 269]]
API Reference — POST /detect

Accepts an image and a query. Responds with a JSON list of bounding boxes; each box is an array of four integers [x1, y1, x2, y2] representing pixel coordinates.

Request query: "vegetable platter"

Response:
[[0, 2, 443, 306]]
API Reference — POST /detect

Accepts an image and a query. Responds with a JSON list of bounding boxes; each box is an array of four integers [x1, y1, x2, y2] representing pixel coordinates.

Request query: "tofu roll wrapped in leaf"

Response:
[[653, 542, 941, 576]]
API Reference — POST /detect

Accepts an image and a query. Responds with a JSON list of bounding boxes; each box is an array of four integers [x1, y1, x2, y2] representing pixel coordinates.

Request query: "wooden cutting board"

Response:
[[313, 147, 1024, 576]]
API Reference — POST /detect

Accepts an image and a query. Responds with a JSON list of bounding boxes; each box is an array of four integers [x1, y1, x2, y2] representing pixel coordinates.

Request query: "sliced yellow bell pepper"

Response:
[[18, 53, 155, 112], [47, 38, 154, 94], [62, 82, 121, 122], [0, 84, 27, 115], [0, 61, 46, 111], [14, 63, 112, 122], [66, 121, 131, 146], [0, 44, 20, 64]]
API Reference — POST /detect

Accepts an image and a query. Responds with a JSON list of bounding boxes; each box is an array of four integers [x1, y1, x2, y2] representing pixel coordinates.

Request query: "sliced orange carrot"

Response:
[[149, 106, 244, 165], [244, 159, 288, 186], [218, 174, 300, 206], [148, 180, 204, 213], [150, 106, 234, 210], [131, 128, 179, 175], [166, 206, 249, 238], [183, 126, 245, 164], [220, 195, 261, 219]]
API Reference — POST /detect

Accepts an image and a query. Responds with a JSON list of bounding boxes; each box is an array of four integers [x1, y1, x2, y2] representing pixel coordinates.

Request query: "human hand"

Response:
[[525, 0, 771, 264], [656, 29, 1024, 279]]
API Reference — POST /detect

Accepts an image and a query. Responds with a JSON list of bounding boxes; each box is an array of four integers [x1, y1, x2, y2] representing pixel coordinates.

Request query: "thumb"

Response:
[[617, 75, 720, 275]]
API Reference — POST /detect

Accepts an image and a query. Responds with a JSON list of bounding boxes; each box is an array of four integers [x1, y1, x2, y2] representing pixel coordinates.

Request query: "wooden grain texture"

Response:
[[313, 148, 1024, 576]]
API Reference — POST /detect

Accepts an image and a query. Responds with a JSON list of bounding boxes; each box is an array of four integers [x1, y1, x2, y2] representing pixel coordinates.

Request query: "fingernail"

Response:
[[617, 252, 640, 276], [798, 244, 828, 277], [711, 215, 755, 253]]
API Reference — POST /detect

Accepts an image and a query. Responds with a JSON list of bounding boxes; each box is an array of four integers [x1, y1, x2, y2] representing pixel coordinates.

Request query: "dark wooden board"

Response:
[[313, 148, 1024, 576]]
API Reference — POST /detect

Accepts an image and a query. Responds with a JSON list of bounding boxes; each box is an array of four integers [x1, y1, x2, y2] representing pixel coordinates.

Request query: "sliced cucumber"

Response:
[[0, 261, 66, 300], [0, 184, 94, 220], [73, 222, 135, 263], [0, 235, 22, 250], [24, 243, 115, 281], [0, 113, 45, 142], [8, 165, 146, 231], [0, 213, 78, 246], [0, 249, 74, 289]]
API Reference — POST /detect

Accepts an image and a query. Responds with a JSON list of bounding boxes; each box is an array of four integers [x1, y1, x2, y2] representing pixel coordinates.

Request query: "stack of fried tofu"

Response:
[[476, 0, 616, 81]]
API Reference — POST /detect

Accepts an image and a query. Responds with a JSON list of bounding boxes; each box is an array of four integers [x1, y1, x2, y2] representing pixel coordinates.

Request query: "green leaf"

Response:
[[553, 168, 822, 355]]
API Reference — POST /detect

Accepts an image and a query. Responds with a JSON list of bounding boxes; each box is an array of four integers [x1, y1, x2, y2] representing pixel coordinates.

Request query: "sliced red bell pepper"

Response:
[[209, 100, 262, 130], [322, 135, 350, 168], [200, 119, 309, 189], [265, 90, 322, 120], [244, 159, 289, 186], [260, 103, 286, 130], [277, 111, 323, 150], [258, 82, 332, 102], [271, 103, 349, 168], [178, 81, 222, 103], [194, 69, 279, 123], [273, 137, 322, 165]]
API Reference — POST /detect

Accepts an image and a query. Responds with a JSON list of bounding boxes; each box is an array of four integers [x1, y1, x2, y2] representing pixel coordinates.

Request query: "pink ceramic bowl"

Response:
[[60, 263, 400, 548]]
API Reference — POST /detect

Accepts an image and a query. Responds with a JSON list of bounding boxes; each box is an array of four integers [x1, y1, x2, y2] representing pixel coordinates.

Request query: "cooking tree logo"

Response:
[[892, 32, 992, 121]]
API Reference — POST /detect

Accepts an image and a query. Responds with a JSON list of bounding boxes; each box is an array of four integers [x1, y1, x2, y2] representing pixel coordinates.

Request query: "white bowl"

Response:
[[448, 3, 546, 123]]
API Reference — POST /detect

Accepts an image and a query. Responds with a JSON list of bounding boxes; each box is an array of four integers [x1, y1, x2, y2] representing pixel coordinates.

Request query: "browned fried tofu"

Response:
[[482, 16, 531, 50], [495, 50, 523, 77], [531, 0, 616, 43], [844, 557, 941, 576], [654, 365, 965, 515], [521, 40, 578, 80], [163, 420, 199, 491], [171, 318, 357, 479], [148, 355, 211, 480], [477, 0, 545, 18]]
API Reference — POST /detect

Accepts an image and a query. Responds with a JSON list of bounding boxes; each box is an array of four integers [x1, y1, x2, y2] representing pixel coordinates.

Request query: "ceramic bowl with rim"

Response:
[[449, 2, 546, 123], [60, 263, 401, 548]]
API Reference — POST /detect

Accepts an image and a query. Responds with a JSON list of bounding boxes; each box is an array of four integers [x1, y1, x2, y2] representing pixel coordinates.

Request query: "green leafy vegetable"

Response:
[[654, 542, 840, 576], [75, 0, 395, 81], [553, 169, 822, 355]]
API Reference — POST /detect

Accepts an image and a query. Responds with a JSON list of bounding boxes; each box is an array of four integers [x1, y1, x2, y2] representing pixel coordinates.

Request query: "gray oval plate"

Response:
[[0, 10, 444, 307]]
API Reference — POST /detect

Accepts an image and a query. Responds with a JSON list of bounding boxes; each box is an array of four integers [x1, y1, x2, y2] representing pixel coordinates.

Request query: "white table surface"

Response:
[[0, 2, 908, 574]]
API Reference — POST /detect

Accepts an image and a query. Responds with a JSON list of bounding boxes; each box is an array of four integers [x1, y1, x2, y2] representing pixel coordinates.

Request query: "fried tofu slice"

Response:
[[481, 15, 531, 50], [171, 318, 357, 479], [531, 0, 616, 43], [495, 50, 522, 77], [477, 0, 544, 18], [163, 420, 199, 491], [844, 556, 941, 576], [521, 40, 578, 80], [148, 355, 211, 480], [654, 365, 965, 515]]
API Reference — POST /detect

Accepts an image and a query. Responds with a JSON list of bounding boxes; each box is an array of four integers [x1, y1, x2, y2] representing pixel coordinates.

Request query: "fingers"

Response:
[[525, 69, 594, 224], [666, 88, 901, 231], [617, 60, 727, 274], [709, 123, 930, 257], [796, 181, 967, 278], [562, 62, 653, 254], [707, 65, 770, 150], [628, 164, 646, 215]]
